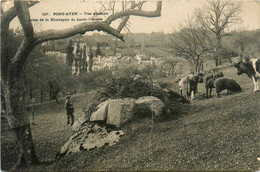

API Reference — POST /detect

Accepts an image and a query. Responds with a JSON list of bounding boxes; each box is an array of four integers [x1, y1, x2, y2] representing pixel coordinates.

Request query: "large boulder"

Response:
[[135, 96, 165, 117], [58, 123, 124, 156], [106, 98, 136, 127], [90, 99, 109, 122]]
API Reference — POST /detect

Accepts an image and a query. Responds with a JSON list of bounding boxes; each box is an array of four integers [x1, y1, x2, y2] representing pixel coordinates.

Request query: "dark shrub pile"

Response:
[[84, 75, 189, 120]]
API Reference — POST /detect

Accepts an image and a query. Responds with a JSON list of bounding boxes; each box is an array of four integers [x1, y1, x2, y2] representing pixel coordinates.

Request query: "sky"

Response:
[[4, 0, 260, 34]]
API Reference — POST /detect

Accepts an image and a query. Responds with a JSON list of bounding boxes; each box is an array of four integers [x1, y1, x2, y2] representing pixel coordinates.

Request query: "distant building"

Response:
[[135, 54, 151, 64]]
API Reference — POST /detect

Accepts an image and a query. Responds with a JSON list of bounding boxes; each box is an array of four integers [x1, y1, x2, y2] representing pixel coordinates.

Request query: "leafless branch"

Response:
[[1, 1, 39, 28], [106, 1, 161, 25], [34, 22, 124, 45], [33, 1, 161, 45], [14, 1, 34, 38]]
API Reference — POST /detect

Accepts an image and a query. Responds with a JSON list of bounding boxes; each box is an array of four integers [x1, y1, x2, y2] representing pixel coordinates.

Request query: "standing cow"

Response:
[[205, 72, 224, 98], [233, 58, 260, 92], [178, 73, 204, 100]]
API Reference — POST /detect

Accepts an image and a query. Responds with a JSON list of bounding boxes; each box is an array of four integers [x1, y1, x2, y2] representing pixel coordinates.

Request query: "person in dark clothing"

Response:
[[65, 94, 74, 126]]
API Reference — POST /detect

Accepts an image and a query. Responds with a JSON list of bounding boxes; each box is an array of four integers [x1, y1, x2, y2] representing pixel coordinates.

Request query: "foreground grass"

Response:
[[1, 67, 259, 171]]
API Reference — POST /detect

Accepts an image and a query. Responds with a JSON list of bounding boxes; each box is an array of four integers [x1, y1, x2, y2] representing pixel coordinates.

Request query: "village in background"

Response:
[[20, 28, 259, 104], [43, 33, 193, 76]]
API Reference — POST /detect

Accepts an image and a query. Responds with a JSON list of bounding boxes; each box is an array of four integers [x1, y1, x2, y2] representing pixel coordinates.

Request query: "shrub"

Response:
[[79, 70, 113, 92], [132, 104, 152, 118]]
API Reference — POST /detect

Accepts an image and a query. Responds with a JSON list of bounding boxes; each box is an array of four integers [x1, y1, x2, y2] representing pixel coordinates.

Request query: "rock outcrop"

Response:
[[59, 123, 124, 156], [90, 99, 109, 122], [59, 96, 167, 157], [106, 98, 136, 127], [74, 96, 165, 130]]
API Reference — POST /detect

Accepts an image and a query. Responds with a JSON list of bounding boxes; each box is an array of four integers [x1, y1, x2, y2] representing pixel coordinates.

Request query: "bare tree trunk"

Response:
[[40, 89, 44, 102], [2, 76, 39, 169], [29, 85, 33, 99], [196, 57, 200, 74], [113, 38, 118, 56], [201, 60, 204, 72], [49, 81, 60, 104], [13, 124, 39, 168], [215, 59, 218, 66], [216, 34, 222, 66]]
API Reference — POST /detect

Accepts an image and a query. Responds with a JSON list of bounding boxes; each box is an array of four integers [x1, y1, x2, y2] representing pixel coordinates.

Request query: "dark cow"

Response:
[[233, 58, 260, 92], [215, 78, 242, 97], [178, 73, 204, 100], [205, 72, 224, 98], [213, 72, 224, 80], [205, 75, 214, 98]]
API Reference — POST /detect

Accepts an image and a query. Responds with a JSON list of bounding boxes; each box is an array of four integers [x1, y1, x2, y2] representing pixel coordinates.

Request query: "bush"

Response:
[[78, 70, 113, 92], [132, 104, 152, 118]]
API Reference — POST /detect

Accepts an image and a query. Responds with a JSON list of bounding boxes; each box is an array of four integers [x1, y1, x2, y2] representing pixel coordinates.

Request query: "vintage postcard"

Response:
[[1, 0, 260, 171]]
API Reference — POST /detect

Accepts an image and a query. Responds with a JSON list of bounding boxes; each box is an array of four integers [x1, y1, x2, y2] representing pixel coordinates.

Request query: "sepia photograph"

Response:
[[1, 0, 260, 171]]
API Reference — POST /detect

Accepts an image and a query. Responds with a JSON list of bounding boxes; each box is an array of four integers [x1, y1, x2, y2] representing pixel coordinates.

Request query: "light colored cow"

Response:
[[178, 73, 204, 100], [233, 58, 260, 92]]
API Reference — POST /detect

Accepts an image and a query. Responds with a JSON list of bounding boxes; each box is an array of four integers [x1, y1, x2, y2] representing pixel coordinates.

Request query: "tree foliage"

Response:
[[162, 17, 212, 74]]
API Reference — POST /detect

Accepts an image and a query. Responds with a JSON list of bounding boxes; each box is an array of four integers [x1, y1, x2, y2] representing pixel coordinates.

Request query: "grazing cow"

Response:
[[233, 58, 260, 93], [205, 72, 224, 98], [178, 73, 204, 100], [215, 78, 242, 97]]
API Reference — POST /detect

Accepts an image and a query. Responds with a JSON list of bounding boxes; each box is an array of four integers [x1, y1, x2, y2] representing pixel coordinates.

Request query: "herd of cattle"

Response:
[[177, 58, 260, 101]]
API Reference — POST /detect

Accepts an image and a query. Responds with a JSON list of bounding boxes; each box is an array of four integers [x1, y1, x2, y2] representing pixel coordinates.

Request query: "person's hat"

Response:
[[66, 93, 71, 98]]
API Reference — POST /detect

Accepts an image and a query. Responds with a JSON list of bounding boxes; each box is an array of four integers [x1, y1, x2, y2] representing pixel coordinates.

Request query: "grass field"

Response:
[[1, 66, 259, 171]]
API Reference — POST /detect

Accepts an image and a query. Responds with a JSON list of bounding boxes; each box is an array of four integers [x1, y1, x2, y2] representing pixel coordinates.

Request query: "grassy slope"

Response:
[[1, 67, 259, 171]]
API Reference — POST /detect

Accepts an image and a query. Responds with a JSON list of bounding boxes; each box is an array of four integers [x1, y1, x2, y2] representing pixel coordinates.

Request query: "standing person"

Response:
[[31, 98, 36, 125], [65, 93, 74, 126]]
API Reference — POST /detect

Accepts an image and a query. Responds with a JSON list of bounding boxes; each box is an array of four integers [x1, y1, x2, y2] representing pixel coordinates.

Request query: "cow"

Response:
[[205, 71, 224, 98], [233, 58, 260, 93], [178, 73, 204, 100], [213, 72, 224, 80], [205, 74, 214, 98], [214, 78, 242, 97]]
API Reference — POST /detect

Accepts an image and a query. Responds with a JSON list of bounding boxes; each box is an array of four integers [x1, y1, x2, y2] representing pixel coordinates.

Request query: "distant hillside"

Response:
[[47, 29, 260, 60]]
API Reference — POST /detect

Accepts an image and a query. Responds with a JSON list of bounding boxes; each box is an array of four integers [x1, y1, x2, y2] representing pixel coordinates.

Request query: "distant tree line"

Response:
[[161, 0, 260, 73]]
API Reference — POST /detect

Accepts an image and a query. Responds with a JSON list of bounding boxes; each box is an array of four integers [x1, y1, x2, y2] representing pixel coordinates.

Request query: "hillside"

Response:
[[1, 66, 259, 171]]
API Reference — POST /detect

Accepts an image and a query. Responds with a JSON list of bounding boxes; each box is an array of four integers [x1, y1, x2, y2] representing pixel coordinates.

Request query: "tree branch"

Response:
[[117, 16, 130, 32], [106, 1, 161, 24], [14, 0, 34, 38], [34, 22, 124, 45], [1, 1, 39, 28], [116, 1, 145, 32], [34, 1, 161, 46]]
